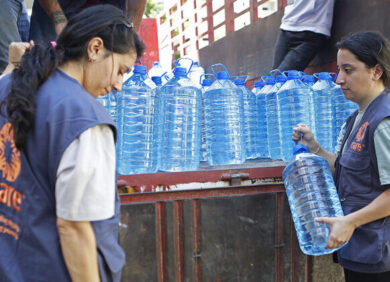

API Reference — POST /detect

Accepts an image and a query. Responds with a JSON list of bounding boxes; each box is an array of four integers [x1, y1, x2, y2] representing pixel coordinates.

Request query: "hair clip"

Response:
[[121, 21, 133, 29], [50, 41, 57, 49]]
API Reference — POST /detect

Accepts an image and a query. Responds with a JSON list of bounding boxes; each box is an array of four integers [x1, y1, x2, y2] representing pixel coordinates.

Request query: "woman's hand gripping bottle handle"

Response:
[[292, 123, 321, 154]]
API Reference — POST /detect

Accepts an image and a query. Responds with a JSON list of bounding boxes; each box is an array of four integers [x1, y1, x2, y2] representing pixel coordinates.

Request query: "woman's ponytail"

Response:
[[3, 43, 63, 149]]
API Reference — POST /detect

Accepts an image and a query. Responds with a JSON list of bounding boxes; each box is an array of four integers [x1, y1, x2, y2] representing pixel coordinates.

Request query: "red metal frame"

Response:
[[174, 201, 184, 282], [118, 165, 284, 193], [156, 202, 167, 282]]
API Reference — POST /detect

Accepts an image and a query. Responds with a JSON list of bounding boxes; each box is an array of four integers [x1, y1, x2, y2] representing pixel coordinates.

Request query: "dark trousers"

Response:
[[344, 268, 390, 282], [272, 29, 328, 71]]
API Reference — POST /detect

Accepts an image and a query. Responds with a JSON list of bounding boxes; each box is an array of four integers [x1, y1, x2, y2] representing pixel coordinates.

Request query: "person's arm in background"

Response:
[[57, 219, 100, 282], [126, 0, 147, 32], [1, 41, 34, 76], [37, 0, 67, 35]]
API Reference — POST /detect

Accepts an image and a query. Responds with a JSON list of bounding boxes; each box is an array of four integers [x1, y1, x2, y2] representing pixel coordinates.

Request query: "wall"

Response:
[[199, 0, 390, 82]]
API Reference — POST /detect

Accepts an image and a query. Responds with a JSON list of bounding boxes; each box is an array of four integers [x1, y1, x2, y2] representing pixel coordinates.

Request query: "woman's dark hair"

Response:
[[336, 31, 390, 87], [3, 4, 145, 149]]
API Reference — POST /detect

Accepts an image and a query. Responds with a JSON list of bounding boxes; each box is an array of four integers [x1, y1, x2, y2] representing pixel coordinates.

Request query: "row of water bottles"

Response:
[[256, 70, 358, 162], [97, 59, 357, 174]]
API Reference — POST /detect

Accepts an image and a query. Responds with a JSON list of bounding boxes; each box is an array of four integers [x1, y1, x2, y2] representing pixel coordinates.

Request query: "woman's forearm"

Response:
[[57, 218, 100, 282]]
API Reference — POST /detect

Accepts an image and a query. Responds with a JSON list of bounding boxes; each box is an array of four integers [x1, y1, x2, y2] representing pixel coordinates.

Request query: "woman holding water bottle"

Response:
[[293, 31, 390, 281], [0, 5, 144, 282]]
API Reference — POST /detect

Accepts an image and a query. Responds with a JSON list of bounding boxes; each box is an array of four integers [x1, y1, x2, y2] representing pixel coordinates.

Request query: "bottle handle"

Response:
[[210, 63, 229, 78], [200, 73, 214, 84], [329, 72, 338, 82], [175, 57, 194, 74], [313, 73, 319, 79], [239, 75, 248, 82], [270, 69, 285, 78]]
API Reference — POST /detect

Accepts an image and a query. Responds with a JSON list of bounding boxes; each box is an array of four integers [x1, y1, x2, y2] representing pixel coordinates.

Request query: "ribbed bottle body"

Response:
[[283, 153, 344, 255], [116, 76, 159, 175], [312, 80, 334, 152], [159, 78, 202, 171], [204, 80, 245, 165], [254, 87, 269, 159], [264, 83, 282, 160], [200, 86, 209, 162], [108, 91, 117, 123], [332, 85, 358, 148], [239, 85, 259, 159], [278, 81, 312, 161]]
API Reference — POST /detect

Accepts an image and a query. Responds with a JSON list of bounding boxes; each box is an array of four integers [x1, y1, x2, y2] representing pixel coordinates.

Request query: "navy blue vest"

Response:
[[0, 70, 124, 281], [335, 89, 390, 272]]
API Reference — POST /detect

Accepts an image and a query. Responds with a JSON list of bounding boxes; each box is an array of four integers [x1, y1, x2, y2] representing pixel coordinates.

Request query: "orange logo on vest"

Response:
[[0, 122, 21, 182], [356, 121, 369, 142]]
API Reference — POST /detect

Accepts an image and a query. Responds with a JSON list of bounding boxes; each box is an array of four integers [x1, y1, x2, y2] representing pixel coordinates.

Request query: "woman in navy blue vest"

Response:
[[293, 31, 390, 281], [0, 5, 144, 282]]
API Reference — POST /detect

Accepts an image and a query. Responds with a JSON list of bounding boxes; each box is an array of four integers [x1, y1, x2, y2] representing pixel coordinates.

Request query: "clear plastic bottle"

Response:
[[331, 74, 358, 149], [234, 76, 258, 160], [283, 142, 345, 256], [116, 64, 159, 175], [188, 61, 205, 89], [159, 66, 202, 171], [277, 70, 312, 161], [96, 94, 111, 112], [204, 64, 245, 165], [254, 77, 275, 159], [200, 74, 213, 162], [312, 72, 334, 153]]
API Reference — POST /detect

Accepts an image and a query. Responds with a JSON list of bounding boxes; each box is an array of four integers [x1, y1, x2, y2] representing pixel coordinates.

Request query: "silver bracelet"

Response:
[[312, 145, 320, 154]]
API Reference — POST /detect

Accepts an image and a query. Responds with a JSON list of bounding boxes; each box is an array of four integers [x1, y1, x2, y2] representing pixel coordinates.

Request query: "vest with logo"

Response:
[[0, 70, 125, 281], [335, 89, 390, 273]]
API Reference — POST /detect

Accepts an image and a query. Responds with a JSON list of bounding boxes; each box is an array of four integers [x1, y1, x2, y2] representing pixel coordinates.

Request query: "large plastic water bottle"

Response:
[[312, 73, 335, 153], [188, 61, 205, 89], [159, 66, 202, 171], [254, 76, 275, 159], [266, 72, 287, 160], [204, 64, 245, 165], [234, 76, 258, 160], [200, 74, 214, 162], [116, 64, 159, 175], [148, 61, 172, 85], [283, 141, 345, 256], [331, 75, 358, 149], [277, 70, 312, 161]]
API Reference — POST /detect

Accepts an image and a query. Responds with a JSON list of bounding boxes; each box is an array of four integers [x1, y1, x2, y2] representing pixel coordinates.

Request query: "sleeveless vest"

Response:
[[0, 70, 124, 281], [335, 89, 390, 272]]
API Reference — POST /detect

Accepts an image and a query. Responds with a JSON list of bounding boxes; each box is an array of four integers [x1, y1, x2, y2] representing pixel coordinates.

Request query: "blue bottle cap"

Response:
[[201, 78, 212, 87], [317, 72, 332, 80], [265, 76, 276, 85], [151, 76, 162, 86], [233, 78, 245, 86], [152, 61, 160, 66], [276, 75, 287, 83], [286, 70, 300, 80], [173, 67, 187, 77], [293, 143, 309, 155], [217, 71, 229, 79], [302, 75, 314, 83], [134, 65, 147, 74], [254, 81, 263, 88]]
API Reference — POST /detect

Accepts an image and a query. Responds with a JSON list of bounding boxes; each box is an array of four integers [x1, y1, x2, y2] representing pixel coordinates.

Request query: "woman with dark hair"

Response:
[[293, 31, 390, 281], [0, 4, 144, 282]]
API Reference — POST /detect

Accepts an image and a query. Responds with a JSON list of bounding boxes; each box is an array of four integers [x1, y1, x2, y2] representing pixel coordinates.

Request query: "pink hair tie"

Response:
[[50, 41, 57, 49]]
